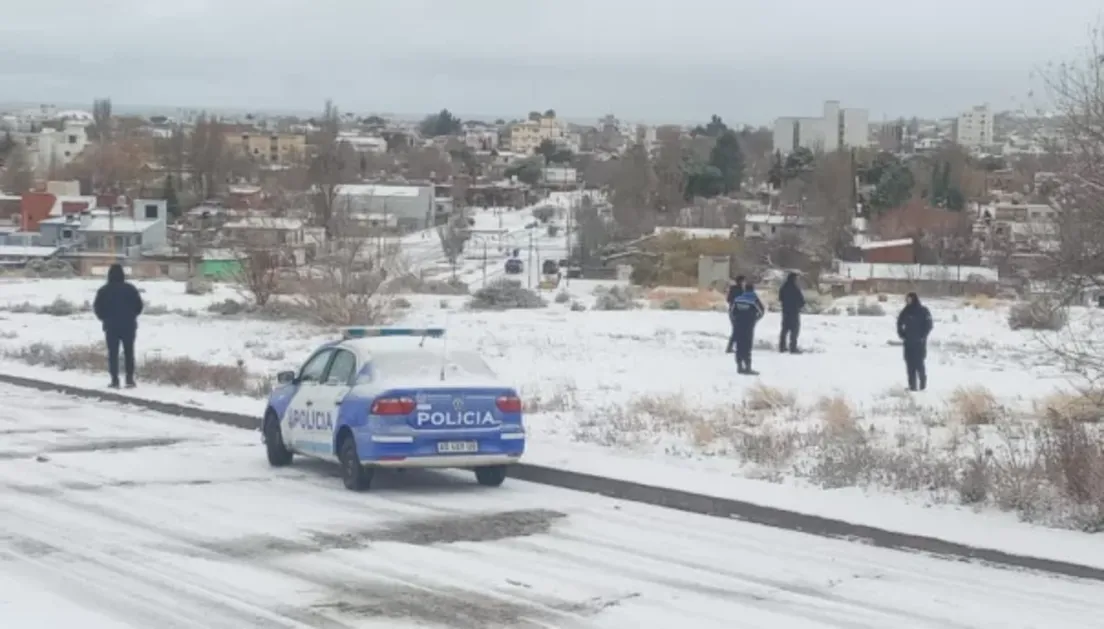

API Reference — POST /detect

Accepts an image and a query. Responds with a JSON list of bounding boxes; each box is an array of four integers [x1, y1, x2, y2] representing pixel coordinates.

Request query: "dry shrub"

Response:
[[744, 384, 797, 412], [4, 342, 267, 397], [524, 384, 579, 413], [1007, 298, 1067, 331], [948, 386, 1001, 425], [816, 395, 857, 433], [964, 294, 995, 310], [646, 289, 723, 311], [1037, 390, 1104, 424]]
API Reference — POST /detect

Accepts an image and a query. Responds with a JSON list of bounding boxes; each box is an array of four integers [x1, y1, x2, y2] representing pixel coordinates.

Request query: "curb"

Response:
[[2, 371, 1102, 583]]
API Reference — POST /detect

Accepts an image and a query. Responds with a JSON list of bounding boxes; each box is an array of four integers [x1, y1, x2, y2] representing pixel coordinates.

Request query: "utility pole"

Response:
[[527, 230, 533, 289]]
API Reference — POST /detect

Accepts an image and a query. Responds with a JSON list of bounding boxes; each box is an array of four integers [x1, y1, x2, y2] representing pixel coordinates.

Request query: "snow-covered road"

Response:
[[0, 384, 1101, 629]]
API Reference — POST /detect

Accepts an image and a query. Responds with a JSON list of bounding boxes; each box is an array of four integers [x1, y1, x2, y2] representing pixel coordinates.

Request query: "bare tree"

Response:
[[189, 114, 228, 198], [802, 151, 856, 283], [437, 218, 467, 278], [610, 142, 657, 238], [233, 246, 283, 307], [298, 221, 400, 325], [652, 133, 686, 214], [91, 98, 112, 143], [308, 100, 357, 237], [1, 144, 34, 193]]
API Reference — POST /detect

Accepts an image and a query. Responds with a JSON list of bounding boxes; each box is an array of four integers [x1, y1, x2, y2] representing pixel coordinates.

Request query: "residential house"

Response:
[[835, 260, 998, 296], [859, 238, 916, 264], [979, 202, 1058, 252], [333, 184, 435, 231], [30, 118, 91, 175], [0, 245, 59, 268], [224, 130, 306, 165], [39, 199, 168, 260], [743, 213, 818, 240], [221, 217, 307, 265], [873, 201, 971, 241]]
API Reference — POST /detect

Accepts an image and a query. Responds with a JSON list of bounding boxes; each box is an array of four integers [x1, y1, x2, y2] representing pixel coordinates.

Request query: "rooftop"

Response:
[[83, 216, 161, 234], [223, 217, 304, 230], [859, 238, 914, 250], [335, 184, 423, 198], [0, 245, 60, 258]]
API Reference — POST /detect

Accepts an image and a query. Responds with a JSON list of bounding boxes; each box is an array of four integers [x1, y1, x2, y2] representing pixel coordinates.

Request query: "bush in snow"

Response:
[[207, 298, 246, 316], [390, 273, 468, 295], [468, 278, 546, 310], [25, 259, 75, 278], [660, 298, 681, 310], [186, 276, 214, 295], [570, 301, 587, 312], [554, 291, 570, 304], [848, 298, 885, 317], [1008, 297, 1067, 331], [39, 297, 77, 317], [592, 285, 640, 311], [392, 297, 412, 309]]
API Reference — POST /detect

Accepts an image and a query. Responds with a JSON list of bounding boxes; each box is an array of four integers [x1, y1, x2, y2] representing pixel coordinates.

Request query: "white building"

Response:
[[773, 100, 869, 154], [32, 118, 91, 175], [507, 116, 565, 154], [954, 104, 993, 151]]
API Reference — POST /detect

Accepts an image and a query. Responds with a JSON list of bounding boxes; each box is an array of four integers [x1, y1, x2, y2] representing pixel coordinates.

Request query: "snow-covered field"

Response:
[[2, 384, 1102, 628], [3, 273, 1104, 565]]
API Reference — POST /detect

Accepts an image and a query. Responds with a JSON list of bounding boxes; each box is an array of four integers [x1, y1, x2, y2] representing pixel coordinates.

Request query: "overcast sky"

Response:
[[1, 0, 1099, 125]]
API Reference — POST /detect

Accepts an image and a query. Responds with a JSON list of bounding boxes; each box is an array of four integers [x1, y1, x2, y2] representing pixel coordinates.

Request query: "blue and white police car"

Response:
[[261, 326, 526, 491]]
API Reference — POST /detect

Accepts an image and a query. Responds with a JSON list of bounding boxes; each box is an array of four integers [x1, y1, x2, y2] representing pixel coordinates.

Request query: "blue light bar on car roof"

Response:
[[341, 326, 445, 340]]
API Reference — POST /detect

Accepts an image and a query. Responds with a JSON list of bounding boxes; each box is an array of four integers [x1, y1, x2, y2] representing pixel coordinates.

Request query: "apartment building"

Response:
[[508, 115, 565, 154], [224, 130, 307, 164], [772, 101, 869, 154], [954, 104, 993, 151]]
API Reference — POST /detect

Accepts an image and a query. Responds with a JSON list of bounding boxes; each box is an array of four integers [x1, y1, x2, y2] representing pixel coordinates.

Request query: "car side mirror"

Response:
[[276, 370, 296, 385]]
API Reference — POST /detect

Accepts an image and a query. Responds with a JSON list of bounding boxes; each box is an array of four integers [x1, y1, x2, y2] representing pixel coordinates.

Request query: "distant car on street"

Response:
[[261, 327, 526, 491], [504, 258, 523, 274]]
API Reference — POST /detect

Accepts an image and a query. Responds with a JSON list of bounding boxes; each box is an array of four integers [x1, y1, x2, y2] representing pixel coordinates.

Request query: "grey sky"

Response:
[[1, 0, 1099, 125]]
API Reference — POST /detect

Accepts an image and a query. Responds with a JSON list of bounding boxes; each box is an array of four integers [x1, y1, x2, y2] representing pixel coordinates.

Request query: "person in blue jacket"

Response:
[[724, 275, 745, 353], [730, 283, 765, 374]]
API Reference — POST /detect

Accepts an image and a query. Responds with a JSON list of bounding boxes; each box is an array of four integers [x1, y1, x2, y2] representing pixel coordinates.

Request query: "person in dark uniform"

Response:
[[777, 272, 806, 353], [730, 283, 765, 374], [724, 275, 745, 353], [93, 263, 144, 388], [896, 292, 933, 391]]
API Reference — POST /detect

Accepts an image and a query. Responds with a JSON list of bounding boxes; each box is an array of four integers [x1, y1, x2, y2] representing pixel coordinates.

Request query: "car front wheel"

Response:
[[338, 436, 373, 491], [474, 465, 507, 487], [263, 412, 293, 467]]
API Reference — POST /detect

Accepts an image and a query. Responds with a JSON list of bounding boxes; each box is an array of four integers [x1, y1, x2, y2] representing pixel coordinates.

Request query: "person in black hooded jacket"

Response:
[[93, 264, 144, 388], [896, 292, 933, 391], [777, 272, 805, 353]]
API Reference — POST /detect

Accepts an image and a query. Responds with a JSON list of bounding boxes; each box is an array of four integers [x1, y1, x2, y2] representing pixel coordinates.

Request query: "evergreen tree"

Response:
[[163, 175, 180, 219], [708, 129, 745, 194]]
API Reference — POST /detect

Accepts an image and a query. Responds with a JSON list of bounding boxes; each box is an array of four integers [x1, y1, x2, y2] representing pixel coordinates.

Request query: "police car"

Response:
[[262, 327, 526, 491]]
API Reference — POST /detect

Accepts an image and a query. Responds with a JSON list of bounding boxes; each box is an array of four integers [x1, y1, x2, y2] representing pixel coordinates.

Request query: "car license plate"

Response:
[[437, 441, 478, 454]]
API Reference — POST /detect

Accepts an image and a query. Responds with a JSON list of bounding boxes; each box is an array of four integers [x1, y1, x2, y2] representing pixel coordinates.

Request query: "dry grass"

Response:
[[645, 288, 724, 311], [744, 384, 797, 412], [964, 294, 996, 310], [569, 387, 1104, 531], [816, 395, 857, 433], [1037, 390, 1104, 424], [523, 383, 580, 413], [947, 386, 1002, 425], [4, 342, 269, 397]]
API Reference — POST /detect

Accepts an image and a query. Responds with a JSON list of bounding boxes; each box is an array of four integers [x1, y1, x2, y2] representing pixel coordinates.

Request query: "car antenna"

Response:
[[439, 313, 449, 382]]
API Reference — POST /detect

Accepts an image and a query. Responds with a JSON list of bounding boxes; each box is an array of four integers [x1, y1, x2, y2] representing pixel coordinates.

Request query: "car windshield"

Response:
[[372, 350, 496, 381]]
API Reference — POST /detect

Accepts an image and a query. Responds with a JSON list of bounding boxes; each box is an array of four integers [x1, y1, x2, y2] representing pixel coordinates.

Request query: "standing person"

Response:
[[724, 275, 745, 353], [731, 283, 765, 374], [896, 292, 933, 391], [777, 272, 806, 353], [93, 263, 144, 388]]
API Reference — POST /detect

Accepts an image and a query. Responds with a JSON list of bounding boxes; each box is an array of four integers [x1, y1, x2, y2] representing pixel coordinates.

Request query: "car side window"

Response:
[[323, 350, 357, 386], [298, 349, 334, 383]]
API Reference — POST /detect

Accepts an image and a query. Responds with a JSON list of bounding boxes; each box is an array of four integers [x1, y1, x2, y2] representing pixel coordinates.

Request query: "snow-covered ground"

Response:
[[3, 274, 1104, 570], [2, 384, 1102, 628]]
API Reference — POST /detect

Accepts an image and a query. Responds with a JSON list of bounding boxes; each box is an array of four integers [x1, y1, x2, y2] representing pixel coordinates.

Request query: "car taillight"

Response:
[[496, 395, 522, 413], [372, 397, 415, 415]]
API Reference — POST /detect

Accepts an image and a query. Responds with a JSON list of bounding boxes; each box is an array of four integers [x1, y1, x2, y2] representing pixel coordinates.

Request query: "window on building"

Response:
[[145, 204, 159, 219], [751, 224, 760, 233], [64, 151, 70, 157], [61, 229, 73, 240], [68, 135, 77, 144]]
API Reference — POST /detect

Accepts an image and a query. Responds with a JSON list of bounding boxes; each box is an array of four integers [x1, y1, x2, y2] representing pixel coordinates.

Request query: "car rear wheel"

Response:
[[264, 412, 293, 467], [474, 465, 507, 487], [338, 436, 373, 491]]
